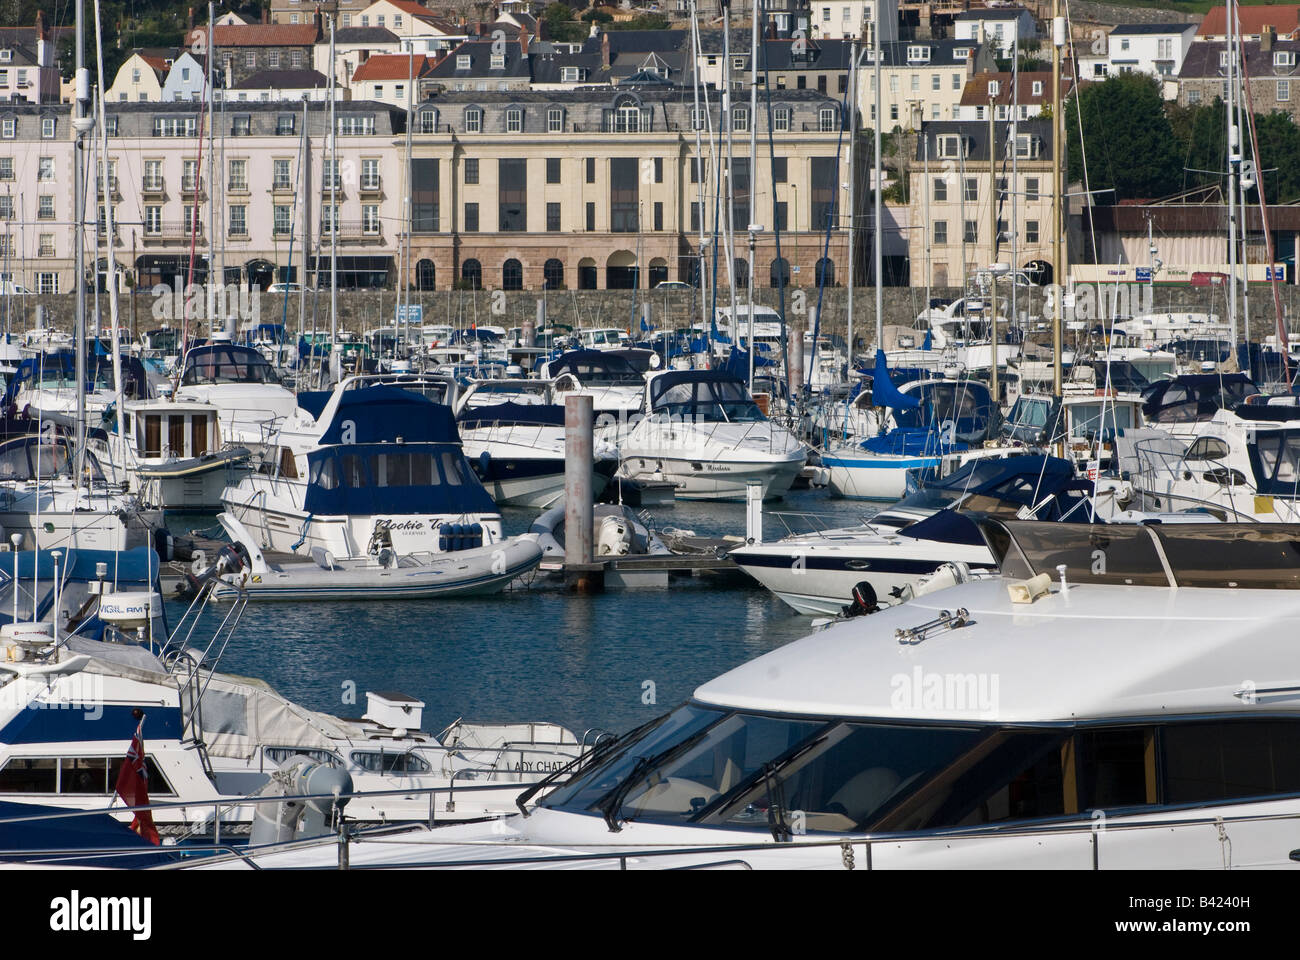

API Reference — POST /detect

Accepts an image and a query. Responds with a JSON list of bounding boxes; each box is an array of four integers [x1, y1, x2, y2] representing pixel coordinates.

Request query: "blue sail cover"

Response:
[[317, 386, 460, 445], [302, 443, 497, 516], [871, 350, 922, 410]]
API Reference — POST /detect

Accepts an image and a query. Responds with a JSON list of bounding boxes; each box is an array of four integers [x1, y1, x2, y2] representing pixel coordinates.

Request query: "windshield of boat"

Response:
[[0, 438, 104, 482], [1068, 402, 1136, 442], [552, 356, 644, 386], [890, 458, 1052, 514], [651, 378, 765, 422], [181, 346, 282, 386]]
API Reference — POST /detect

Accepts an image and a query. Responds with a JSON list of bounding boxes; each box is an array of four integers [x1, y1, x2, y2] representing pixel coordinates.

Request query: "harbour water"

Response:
[[164, 488, 877, 738]]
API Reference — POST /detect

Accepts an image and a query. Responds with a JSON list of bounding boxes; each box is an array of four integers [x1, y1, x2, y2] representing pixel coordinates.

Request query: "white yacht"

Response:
[[220, 376, 507, 561], [617, 370, 807, 501], [731, 455, 1084, 615], [454, 379, 618, 508], [173, 340, 300, 452], [193, 519, 1300, 869]]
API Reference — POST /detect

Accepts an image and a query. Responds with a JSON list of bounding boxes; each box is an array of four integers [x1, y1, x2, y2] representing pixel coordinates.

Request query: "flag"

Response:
[[114, 715, 160, 845]]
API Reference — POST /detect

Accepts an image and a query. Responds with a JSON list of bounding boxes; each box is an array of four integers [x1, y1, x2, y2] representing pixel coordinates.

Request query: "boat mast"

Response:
[[208, 1, 220, 335], [72, 0, 90, 489], [329, 15, 338, 350], [1050, 0, 1063, 397], [1226, 0, 1240, 348], [871, 29, 880, 362], [747, 0, 759, 391]]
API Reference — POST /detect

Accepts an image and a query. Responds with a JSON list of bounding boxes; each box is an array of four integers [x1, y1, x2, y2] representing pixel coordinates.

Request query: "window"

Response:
[[610, 156, 638, 233], [37, 272, 57, 294], [1276, 51, 1296, 67], [952, 72, 962, 90], [1187, 88, 1201, 105], [420, 109, 437, 134], [546, 158, 560, 183], [490, 54, 505, 70], [231, 113, 251, 136], [586, 201, 595, 231], [41, 117, 54, 139], [394, 84, 405, 102], [456, 55, 471, 70], [774, 106, 791, 132], [890, 104, 899, 122], [0, 157, 10, 180], [38, 156, 54, 181], [464, 201, 479, 231], [963, 220, 978, 244], [933, 178, 947, 202], [245, 51, 256, 70], [506, 107, 523, 133], [228, 158, 247, 191], [773, 156, 788, 183], [464, 158, 479, 185], [229, 205, 247, 237], [320, 204, 339, 234], [498, 158, 526, 232], [547, 106, 563, 132], [273, 204, 291, 236], [291, 51, 303, 69], [1279, 79, 1291, 102], [653, 201, 663, 231], [465, 107, 482, 133], [1, 119, 13, 139], [338, 116, 374, 136], [819, 107, 838, 131], [38, 233, 54, 257], [561, 66, 580, 82], [586, 157, 596, 183], [273, 158, 292, 190], [543, 258, 564, 289], [937, 134, 965, 159], [934, 220, 947, 244], [774, 201, 787, 232], [964, 177, 977, 202], [0, 196, 10, 219], [1025, 220, 1039, 244], [1026, 177, 1039, 201], [269, 51, 280, 69], [362, 204, 379, 235], [907, 45, 930, 62], [38, 195, 54, 219], [547, 202, 561, 232], [276, 114, 295, 136], [502, 258, 523, 290], [1032, 80, 1043, 97]]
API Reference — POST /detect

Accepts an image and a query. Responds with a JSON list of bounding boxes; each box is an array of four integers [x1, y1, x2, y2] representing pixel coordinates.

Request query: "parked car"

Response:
[[655, 280, 692, 290]]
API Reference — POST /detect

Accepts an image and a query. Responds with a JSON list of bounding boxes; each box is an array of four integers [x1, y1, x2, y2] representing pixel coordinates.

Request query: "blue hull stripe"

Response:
[[1, 705, 183, 745]]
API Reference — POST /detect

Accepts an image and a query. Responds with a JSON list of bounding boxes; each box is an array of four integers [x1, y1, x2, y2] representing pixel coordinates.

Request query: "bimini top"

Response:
[[316, 385, 460, 445], [1141, 372, 1254, 424], [647, 370, 765, 421], [543, 350, 645, 385], [889, 455, 1085, 525], [695, 518, 1300, 723], [180, 343, 283, 386], [2, 352, 151, 406], [456, 401, 566, 431]]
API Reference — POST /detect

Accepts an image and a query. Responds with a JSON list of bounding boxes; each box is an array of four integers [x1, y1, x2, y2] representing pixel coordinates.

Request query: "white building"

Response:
[[952, 7, 1037, 60], [809, 0, 899, 43], [1080, 23, 1198, 92]]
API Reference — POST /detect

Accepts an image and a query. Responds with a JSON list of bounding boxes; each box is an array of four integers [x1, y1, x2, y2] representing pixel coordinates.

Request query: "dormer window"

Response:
[[490, 53, 505, 69], [456, 55, 471, 70], [907, 45, 930, 62], [1275, 51, 1296, 67], [954, 47, 971, 60], [420, 108, 438, 133], [1032, 80, 1042, 96], [465, 106, 482, 132], [937, 133, 967, 159], [988, 80, 999, 97], [506, 106, 523, 132], [0, 50, 11, 62], [1011, 133, 1041, 159], [562, 66, 581, 82]]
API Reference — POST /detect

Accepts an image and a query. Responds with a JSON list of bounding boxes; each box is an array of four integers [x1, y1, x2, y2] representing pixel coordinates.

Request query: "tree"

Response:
[[542, 1, 587, 42], [1167, 101, 1300, 204], [1065, 72, 1182, 201]]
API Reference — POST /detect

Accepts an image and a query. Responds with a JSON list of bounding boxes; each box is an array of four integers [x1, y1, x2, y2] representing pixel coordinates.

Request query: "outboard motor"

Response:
[[248, 757, 352, 847]]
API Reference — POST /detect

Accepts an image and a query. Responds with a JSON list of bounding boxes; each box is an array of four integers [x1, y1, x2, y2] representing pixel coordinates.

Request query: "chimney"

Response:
[[601, 31, 610, 69], [314, 5, 323, 35], [262, 6, 268, 24], [519, 24, 529, 59], [35, 9, 47, 39], [1263, 25, 1275, 52], [766, 19, 776, 40], [188, 7, 194, 31]]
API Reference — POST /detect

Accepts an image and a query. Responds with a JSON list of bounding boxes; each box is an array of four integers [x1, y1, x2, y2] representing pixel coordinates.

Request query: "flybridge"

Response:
[[982, 518, 1300, 589]]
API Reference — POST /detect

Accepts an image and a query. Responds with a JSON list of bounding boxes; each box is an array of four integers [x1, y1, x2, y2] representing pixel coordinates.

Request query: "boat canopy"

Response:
[[456, 401, 566, 430], [180, 343, 282, 386], [1141, 373, 1255, 425], [891, 455, 1079, 517], [545, 350, 644, 385], [0, 435, 105, 482], [1246, 428, 1300, 495], [647, 371, 765, 421], [887, 379, 997, 445], [316, 385, 460, 445], [2, 352, 151, 406], [303, 443, 496, 516]]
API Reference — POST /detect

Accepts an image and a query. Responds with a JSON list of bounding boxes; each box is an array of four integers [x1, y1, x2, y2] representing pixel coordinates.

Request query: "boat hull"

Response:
[[618, 455, 804, 501]]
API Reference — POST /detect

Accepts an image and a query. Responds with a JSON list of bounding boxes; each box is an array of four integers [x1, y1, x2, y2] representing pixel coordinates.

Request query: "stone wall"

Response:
[[11, 282, 1295, 348]]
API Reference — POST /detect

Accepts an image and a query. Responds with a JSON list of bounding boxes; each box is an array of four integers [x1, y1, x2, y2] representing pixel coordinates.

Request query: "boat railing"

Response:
[[764, 510, 872, 539], [2, 785, 1287, 869]]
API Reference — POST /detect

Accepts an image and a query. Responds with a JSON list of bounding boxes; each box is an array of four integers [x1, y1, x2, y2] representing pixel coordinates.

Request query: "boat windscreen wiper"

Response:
[[514, 713, 667, 818], [600, 754, 655, 833], [763, 762, 791, 843]]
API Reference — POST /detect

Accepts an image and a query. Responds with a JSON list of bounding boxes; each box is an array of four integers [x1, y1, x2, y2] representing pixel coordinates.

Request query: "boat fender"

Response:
[[469, 522, 482, 548], [479, 450, 491, 475]]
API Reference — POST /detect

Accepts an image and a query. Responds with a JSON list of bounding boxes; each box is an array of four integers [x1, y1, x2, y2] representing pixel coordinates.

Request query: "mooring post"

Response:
[[564, 393, 602, 593], [745, 480, 763, 545]]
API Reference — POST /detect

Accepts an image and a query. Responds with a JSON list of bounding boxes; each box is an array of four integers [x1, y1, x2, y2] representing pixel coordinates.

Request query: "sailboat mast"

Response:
[[330, 16, 338, 347], [73, 0, 89, 488], [1050, 0, 1063, 397], [1226, 0, 1240, 347], [208, 1, 219, 334], [747, 0, 759, 390]]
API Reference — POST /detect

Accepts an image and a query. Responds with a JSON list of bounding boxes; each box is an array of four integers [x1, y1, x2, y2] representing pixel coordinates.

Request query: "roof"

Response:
[[914, 118, 1055, 162], [352, 53, 438, 82], [1179, 36, 1300, 78], [1109, 22, 1198, 36], [696, 537, 1300, 723], [862, 39, 988, 69], [235, 69, 332, 89], [186, 24, 320, 48], [1197, 4, 1300, 38], [428, 40, 530, 79], [953, 6, 1031, 20], [334, 27, 400, 44], [958, 71, 1073, 106]]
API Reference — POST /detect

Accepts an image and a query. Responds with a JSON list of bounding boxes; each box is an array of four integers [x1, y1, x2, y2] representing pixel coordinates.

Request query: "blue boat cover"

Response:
[[0, 801, 177, 867], [870, 350, 921, 410], [317, 386, 460, 445], [861, 428, 968, 457], [457, 401, 566, 430]]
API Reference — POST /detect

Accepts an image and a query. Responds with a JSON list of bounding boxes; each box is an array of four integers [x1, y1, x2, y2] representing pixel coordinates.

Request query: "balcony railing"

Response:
[[96, 176, 120, 198], [272, 179, 294, 192], [143, 222, 205, 243], [359, 174, 382, 193], [180, 177, 205, 196], [321, 220, 382, 241], [321, 177, 344, 193], [227, 179, 250, 193], [142, 176, 165, 193]]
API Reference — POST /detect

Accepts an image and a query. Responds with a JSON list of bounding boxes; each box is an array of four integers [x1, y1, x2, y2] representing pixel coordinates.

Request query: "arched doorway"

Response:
[[732, 258, 749, 290], [502, 258, 523, 290], [543, 258, 564, 290], [647, 257, 668, 288], [246, 259, 275, 291], [416, 259, 436, 291], [606, 250, 638, 289], [461, 259, 482, 290], [770, 257, 790, 288], [578, 258, 598, 290]]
